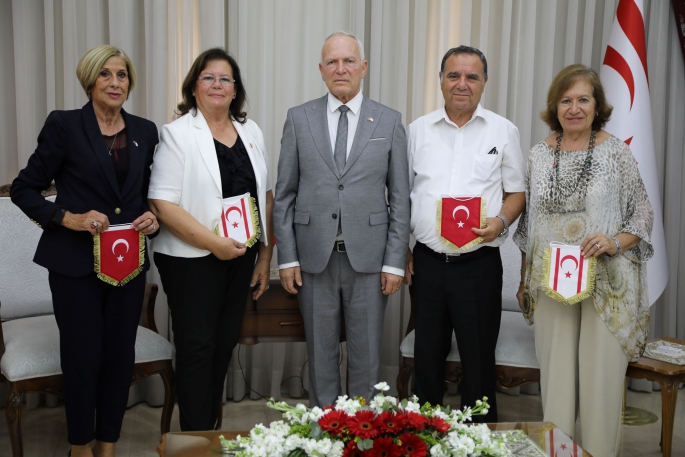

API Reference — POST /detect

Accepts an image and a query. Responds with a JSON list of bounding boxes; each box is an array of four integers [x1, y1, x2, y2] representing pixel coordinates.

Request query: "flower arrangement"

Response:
[[220, 382, 523, 457]]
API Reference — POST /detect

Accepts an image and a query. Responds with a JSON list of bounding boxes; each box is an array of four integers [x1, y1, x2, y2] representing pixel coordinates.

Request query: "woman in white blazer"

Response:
[[148, 48, 273, 431]]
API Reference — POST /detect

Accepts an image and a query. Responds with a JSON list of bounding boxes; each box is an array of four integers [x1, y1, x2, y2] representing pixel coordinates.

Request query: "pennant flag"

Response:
[[437, 195, 486, 250], [544, 427, 581, 457], [94, 224, 144, 286], [216, 192, 261, 248], [543, 243, 596, 304], [600, 0, 667, 305]]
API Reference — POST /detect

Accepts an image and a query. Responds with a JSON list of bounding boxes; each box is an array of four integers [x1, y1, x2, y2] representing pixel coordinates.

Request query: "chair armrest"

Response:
[[141, 283, 159, 334], [0, 300, 5, 361]]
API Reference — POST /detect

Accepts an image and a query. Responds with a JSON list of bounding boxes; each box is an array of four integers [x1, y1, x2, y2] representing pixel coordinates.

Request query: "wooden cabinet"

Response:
[[238, 279, 345, 345]]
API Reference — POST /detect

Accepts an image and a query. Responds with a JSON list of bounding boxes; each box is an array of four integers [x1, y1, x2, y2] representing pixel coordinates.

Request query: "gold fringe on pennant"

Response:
[[542, 247, 597, 305], [243, 196, 262, 248], [436, 197, 488, 251], [93, 231, 145, 287]]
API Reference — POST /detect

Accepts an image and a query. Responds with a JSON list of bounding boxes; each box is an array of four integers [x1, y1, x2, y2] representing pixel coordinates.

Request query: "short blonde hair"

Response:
[[76, 45, 136, 100]]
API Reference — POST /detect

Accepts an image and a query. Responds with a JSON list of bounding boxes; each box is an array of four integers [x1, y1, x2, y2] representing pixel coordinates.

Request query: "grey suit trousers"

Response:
[[299, 249, 387, 407]]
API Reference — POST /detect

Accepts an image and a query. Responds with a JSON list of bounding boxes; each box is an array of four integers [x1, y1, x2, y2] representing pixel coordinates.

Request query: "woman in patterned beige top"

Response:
[[513, 64, 653, 457]]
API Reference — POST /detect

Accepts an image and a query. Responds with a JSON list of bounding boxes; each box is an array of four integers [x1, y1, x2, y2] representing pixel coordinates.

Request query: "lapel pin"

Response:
[[133, 141, 138, 147], [367, 117, 374, 122]]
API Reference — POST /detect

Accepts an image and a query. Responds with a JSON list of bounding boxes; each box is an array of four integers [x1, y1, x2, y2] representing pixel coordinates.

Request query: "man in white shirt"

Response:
[[274, 32, 410, 406], [405, 46, 525, 422]]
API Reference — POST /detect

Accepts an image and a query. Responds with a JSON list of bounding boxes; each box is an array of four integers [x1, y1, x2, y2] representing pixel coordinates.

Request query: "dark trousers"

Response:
[[412, 242, 502, 423], [154, 246, 257, 431], [48, 271, 145, 445]]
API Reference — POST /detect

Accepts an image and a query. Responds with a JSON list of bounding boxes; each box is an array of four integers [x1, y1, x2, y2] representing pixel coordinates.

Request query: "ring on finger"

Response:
[[90, 221, 99, 230], [150, 224, 155, 230], [595, 243, 601, 250]]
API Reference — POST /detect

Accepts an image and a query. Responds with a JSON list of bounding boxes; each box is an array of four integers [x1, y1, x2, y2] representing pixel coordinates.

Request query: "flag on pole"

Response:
[[600, 0, 667, 305]]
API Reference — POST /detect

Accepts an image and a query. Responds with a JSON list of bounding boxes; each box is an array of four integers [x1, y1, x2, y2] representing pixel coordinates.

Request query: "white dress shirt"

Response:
[[407, 104, 525, 254], [279, 90, 404, 277]]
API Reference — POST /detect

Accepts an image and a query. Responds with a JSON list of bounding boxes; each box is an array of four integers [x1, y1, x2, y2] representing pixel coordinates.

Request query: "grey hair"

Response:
[[321, 31, 365, 62], [440, 45, 488, 78]]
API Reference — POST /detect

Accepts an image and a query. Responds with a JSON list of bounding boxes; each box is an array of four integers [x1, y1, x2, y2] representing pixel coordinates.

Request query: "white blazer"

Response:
[[148, 109, 271, 258]]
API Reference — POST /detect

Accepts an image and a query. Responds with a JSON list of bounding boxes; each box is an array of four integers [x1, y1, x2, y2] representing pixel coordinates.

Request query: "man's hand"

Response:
[[471, 217, 504, 243], [279, 266, 302, 294], [251, 258, 271, 300], [403, 249, 414, 285], [381, 272, 403, 295]]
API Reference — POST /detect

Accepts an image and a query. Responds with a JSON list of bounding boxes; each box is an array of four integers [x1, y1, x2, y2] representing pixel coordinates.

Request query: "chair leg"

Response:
[[5, 385, 24, 457], [396, 359, 414, 400], [159, 365, 176, 435]]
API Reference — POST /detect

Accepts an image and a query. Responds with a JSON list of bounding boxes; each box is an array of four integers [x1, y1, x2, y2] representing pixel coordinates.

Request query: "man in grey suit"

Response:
[[274, 31, 410, 407]]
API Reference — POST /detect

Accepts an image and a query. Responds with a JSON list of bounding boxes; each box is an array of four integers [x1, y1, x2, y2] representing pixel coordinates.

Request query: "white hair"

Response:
[[321, 31, 365, 62]]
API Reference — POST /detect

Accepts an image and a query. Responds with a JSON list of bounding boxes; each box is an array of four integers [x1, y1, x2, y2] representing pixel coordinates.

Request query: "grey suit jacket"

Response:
[[274, 94, 410, 274]]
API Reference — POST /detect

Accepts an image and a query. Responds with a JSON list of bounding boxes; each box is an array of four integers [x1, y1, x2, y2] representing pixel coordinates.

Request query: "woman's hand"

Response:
[[211, 237, 247, 261], [516, 283, 525, 311], [132, 211, 159, 236], [62, 210, 110, 235], [581, 232, 616, 258], [251, 258, 271, 300]]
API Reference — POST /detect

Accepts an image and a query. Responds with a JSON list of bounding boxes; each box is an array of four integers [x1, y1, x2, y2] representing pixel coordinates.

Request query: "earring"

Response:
[[233, 94, 236, 99], [595, 112, 598, 116]]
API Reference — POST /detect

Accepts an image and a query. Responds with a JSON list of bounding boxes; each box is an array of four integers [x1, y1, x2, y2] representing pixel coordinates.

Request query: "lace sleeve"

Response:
[[618, 143, 654, 262], [513, 152, 531, 253]]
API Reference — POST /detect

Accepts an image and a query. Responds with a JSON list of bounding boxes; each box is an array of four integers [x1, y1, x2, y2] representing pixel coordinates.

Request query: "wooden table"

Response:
[[157, 422, 590, 456], [626, 337, 685, 457]]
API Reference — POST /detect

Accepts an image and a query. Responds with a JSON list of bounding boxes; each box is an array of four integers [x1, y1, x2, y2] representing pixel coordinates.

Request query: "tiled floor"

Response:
[[0, 387, 682, 456]]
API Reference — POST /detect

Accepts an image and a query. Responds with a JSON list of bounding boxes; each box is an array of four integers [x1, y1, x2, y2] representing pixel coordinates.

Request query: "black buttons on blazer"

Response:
[[332, 214, 337, 219], [338, 185, 344, 190]]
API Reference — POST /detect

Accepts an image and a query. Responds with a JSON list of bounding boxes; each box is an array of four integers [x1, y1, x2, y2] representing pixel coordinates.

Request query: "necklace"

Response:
[[547, 130, 596, 213], [106, 130, 119, 156]]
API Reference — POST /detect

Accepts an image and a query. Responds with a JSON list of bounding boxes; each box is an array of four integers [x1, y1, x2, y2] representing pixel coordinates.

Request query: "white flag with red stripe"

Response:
[[544, 427, 580, 457], [216, 192, 261, 248], [600, 0, 667, 305], [544, 243, 596, 304]]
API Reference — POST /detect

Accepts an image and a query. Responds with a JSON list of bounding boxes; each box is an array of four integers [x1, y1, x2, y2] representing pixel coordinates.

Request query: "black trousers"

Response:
[[48, 270, 145, 445], [154, 246, 258, 431], [412, 242, 502, 423]]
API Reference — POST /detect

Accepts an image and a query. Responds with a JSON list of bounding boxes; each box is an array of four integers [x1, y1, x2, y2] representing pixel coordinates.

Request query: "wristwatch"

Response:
[[51, 207, 67, 228], [496, 215, 509, 237]]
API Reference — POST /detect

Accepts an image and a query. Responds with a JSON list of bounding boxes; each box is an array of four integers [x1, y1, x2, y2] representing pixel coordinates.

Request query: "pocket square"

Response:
[[487, 147, 498, 155], [369, 137, 386, 141]]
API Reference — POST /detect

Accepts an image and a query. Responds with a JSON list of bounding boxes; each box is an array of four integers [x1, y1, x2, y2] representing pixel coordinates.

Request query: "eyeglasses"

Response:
[[198, 74, 235, 87]]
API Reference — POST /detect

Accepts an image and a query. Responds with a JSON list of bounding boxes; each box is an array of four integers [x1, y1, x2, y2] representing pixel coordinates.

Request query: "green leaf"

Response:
[[309, 422, 322, 438], [400, 399, 408, 408], [358, 439, 374, 450]]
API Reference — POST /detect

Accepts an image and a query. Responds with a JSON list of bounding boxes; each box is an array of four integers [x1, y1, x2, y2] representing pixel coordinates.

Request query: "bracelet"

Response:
[[610, 237, 622, 257]]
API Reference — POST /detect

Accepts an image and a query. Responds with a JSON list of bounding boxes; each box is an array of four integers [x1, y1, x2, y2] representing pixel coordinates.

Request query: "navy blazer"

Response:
[[11, 101, 159, 278]]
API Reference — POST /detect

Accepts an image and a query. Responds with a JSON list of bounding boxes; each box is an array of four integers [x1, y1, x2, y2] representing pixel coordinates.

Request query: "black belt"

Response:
[[333, 240, 346, 252], [415, 241, 495, 263]]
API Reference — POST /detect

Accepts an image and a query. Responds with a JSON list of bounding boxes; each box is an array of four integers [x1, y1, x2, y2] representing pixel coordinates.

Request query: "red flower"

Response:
[[369, 436, 402, 457], [426, 416, 450, 434], [348, 410, 381, 439], [398, 433, 428, 457], [343, 440, 370, 457], [402, 412, 426, 431], [319, 410, 348, 436], [378, 411, 406, 434]]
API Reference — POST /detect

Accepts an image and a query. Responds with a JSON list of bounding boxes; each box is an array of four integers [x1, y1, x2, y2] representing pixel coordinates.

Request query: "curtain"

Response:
[[1, 0, 683, 406]]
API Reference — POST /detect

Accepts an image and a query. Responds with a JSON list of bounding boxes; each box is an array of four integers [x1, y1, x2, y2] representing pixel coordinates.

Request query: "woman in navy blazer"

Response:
[[11, 45, 159, 457]]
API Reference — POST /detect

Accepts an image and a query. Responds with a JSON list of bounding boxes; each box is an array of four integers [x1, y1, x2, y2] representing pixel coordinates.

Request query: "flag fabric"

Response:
[[543, 243, 596, 305], [436, 195, 486, 250], [216, 192, 261, 248], [94, 224, 144, 286], [544, 427, 581, 457], [600, 0, 668, 305]]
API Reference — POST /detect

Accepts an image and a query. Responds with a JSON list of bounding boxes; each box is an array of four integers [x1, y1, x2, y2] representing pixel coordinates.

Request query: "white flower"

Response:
[[369, 394, 398, 413], [374, 381, 390, 392], [334, 395, 361, 415]]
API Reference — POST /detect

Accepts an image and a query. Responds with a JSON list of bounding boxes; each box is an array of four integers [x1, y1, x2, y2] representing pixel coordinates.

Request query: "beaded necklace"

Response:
[[548, 130, 596, 213]]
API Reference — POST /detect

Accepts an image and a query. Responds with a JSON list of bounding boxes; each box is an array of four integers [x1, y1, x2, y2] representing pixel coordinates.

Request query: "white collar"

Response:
[[435, 103, 487, 127], [327, 90, 363, 115]]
